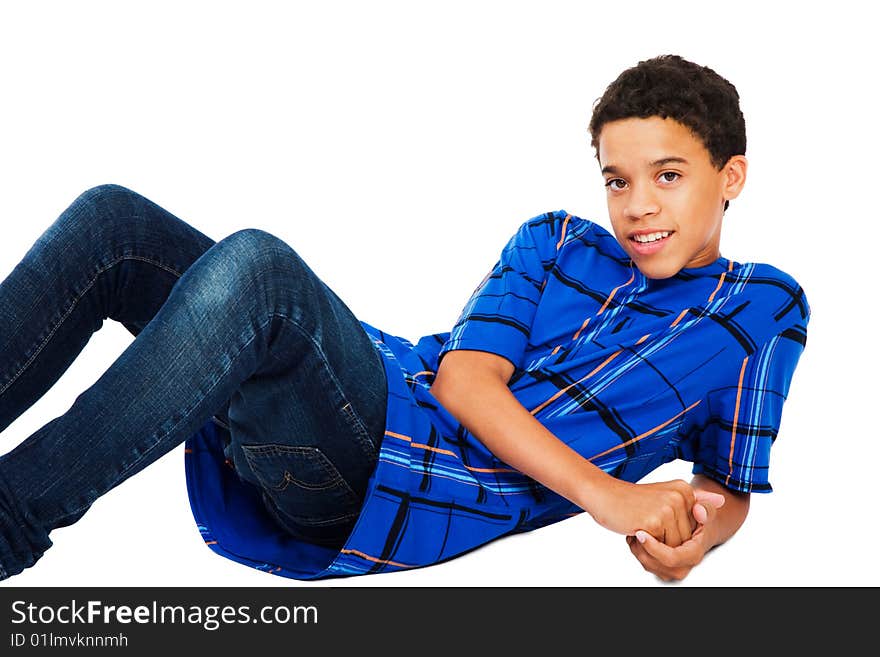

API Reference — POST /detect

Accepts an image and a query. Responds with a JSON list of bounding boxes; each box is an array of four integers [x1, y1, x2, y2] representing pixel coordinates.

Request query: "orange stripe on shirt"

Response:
[[556, 214, 571, 251], [587, 399, 703, 462], [550, 316, 591, 354], [572, 316, 591, 341], [598, 270, 635, 315], [385, 431, 518, 473], [726, 355, 749, 487], [529, 333, 654, 416], [543, 214, 571, 294], [386, 431, 458, 458], [669, 308, 690, 328], [528, 349, 624, 416], [707, 262, 731, 303], [339, 548, 415, 569]]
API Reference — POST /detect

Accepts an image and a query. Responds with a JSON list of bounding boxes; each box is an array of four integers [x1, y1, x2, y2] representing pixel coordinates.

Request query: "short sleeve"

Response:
[[437, 211, 567, 372], [688, 323, 808, 493]]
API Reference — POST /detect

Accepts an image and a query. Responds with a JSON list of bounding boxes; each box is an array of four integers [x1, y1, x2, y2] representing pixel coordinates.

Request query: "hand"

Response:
[[626, 493, 725, 581], [589, 478, 725, 548]]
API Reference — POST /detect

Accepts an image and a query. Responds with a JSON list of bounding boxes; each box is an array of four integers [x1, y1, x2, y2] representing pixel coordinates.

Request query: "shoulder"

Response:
[[519, 209, 596, 235], [746, 261, 803, 290], [730, 261, 811, 347], [547, 209, 597, 236], [505, 210, 598, 260], [523, 209, 602, 251], [743, 261, 810, 320]]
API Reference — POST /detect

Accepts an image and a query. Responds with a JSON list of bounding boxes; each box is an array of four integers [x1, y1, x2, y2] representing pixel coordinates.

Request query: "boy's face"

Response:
[[597, 116, 746, 279]]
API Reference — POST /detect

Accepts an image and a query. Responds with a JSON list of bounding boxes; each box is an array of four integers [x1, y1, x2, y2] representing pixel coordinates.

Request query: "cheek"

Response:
[[664, 185, 692, 207], [606, 194, 624, 215], [608, 209, 626, 233], [686, 178, 721, 210]]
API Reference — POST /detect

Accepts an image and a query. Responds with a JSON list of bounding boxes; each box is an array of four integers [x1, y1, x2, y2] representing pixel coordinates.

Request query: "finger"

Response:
[[629, 535, 696, 582], [694, 490, 726, 509], [675, 503, 694, 546], [662, 520, 683, 548], [628, 535, 675, 580], [695, 499, 721, 526], [636, 530, 702, 569]]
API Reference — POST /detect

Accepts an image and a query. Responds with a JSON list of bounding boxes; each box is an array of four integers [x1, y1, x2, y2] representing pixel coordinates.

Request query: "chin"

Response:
[[634, 260, 680, 280]]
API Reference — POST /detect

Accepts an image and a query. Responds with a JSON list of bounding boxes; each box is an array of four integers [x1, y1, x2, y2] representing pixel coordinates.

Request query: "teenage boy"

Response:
[[181, 54, 809, 583]]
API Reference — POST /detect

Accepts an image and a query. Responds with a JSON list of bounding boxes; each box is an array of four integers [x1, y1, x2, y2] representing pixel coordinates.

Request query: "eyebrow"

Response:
[[601, 157, 690, 176]]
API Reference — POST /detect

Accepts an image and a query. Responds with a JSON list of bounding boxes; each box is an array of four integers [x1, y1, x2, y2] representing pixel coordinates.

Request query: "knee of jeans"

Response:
[[139, 230, 276, 319], [54, 184, 144, 247], [212, 228, 317, 313], [70, 184, 140, 218], [217, 228, 303, 274], [77, 183, 138, 203]]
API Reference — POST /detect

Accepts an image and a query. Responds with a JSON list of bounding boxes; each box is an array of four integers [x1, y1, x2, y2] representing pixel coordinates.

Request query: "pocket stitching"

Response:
[[241, 443, 358, 498]]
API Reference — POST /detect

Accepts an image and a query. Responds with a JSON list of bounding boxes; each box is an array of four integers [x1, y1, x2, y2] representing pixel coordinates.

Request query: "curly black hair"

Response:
[[588, 54, 746, 211]]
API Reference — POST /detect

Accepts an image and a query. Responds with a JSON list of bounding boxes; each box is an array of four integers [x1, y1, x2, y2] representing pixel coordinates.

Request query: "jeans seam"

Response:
[[0, 254, 185, 398]]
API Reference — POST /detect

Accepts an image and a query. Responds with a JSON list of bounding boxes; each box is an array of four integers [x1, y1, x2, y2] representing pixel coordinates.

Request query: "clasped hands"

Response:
[[591, 478, 726, 582]]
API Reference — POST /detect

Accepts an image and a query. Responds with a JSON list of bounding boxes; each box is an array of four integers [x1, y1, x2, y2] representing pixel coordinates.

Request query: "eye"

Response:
[[659, 171, 680, 184], [604, 178, 626, 191]]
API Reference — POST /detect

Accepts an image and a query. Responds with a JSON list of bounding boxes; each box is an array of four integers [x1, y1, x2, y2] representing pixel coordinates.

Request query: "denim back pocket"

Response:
[[240, 443, 362, 528]]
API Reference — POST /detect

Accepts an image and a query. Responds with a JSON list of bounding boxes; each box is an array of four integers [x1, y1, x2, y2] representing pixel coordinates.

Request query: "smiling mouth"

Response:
[[630, 231, 675, 244], [629, 231, 675, 253]]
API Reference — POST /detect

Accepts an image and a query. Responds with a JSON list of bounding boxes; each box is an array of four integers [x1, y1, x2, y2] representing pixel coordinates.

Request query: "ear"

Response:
[[721, 155, 748, 203]]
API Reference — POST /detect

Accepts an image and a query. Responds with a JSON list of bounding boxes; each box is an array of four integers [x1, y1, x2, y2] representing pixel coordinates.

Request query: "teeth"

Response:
[[633, 231, 670, 243]]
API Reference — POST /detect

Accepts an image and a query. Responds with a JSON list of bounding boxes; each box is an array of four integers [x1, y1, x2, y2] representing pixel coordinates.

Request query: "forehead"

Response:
[[598, 117, 710, 170]]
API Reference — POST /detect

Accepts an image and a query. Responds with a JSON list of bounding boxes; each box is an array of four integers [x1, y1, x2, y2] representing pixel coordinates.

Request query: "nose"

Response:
[[624, 182, 660, 219]]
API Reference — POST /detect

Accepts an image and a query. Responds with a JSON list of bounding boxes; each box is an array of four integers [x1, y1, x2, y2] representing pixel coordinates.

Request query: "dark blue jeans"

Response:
[[0, 184, 387, 581]]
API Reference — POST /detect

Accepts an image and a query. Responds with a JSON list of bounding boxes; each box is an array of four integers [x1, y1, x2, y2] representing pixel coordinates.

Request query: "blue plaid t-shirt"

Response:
[[184, 209, 810, 579]]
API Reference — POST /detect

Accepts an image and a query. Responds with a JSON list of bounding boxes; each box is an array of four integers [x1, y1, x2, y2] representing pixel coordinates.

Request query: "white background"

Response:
[[0, 1, 875, 587]]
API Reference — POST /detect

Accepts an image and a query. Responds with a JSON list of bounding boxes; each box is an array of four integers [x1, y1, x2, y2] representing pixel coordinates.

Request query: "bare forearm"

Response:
[[690, 474, 750, 546], [430, 368, 614, 517]]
